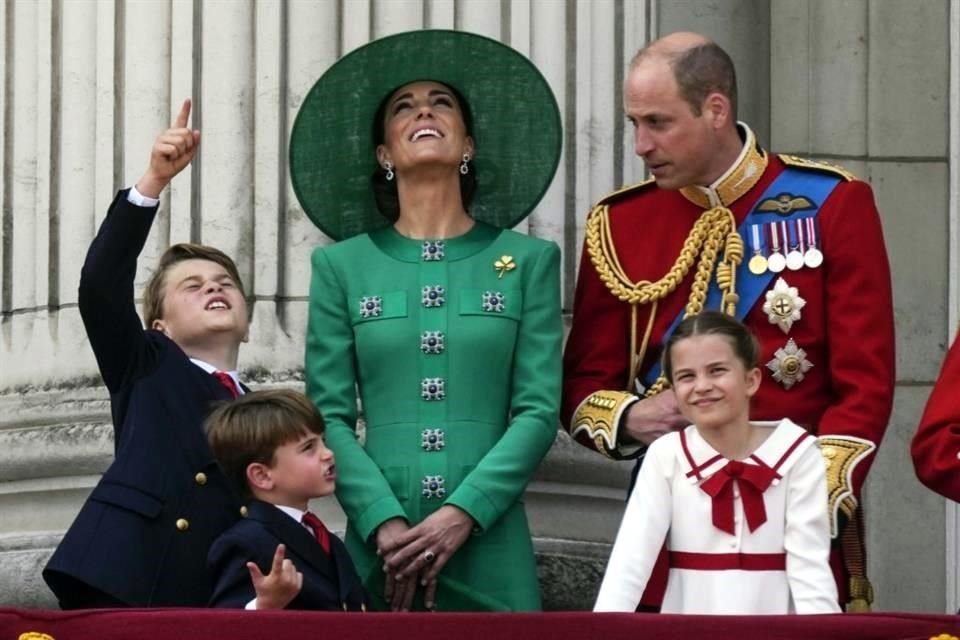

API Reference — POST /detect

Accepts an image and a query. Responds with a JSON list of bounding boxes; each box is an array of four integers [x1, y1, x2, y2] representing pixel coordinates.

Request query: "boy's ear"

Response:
[[246, 462, 273, 492], [151, 319, 167, 334]]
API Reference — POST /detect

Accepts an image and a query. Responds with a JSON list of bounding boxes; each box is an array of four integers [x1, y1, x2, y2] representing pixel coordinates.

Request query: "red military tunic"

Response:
[[562, 125, 895, 608], [912, 331, 960, 500]]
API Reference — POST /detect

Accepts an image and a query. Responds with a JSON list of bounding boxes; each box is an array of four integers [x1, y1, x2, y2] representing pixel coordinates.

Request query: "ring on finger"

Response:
[[423, 550, 436, 564]]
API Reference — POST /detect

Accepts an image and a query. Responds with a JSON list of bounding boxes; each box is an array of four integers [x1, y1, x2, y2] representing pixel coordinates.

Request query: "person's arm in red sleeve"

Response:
[[562, 228, 641, 459], [912, 331, 960, 501], [815, 179, 896, 532]]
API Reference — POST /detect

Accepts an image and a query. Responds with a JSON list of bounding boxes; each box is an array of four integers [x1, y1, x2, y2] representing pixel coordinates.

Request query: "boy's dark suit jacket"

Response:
[[43, 191, 243, 607], [208, 500, 366, 610]]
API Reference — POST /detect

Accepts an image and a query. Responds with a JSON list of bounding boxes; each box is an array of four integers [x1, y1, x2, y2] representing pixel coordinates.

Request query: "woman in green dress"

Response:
[[290, 30, 563, 612]]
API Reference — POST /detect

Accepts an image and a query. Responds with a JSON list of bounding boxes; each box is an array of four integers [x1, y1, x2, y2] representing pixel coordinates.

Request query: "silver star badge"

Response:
[[762, 277, 806, 334], [766, 338, 813, 389]]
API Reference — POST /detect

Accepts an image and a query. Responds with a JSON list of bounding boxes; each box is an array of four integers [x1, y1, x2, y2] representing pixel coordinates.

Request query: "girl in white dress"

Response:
[[594, 311, 840, 614]]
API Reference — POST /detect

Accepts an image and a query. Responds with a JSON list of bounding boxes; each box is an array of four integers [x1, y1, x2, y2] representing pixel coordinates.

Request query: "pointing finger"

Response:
[[174, 97, 192, 129], [270, 543, 287, 574]]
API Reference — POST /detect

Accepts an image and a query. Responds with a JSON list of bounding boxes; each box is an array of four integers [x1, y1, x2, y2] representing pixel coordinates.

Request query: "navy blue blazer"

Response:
[[208, 500, 366, 610], [43, 190, 243, 607]]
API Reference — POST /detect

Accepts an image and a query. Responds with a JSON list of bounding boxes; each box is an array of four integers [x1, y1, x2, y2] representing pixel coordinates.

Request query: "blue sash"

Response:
[[639, 167, 841, 389]]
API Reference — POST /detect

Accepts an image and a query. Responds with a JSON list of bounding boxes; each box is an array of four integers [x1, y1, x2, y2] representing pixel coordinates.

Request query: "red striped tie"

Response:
[[212, 371, 240, 398], [302, 511, 331, 554]]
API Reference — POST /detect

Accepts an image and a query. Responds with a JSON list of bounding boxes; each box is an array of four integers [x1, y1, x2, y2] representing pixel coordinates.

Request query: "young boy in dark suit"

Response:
[[205, 389, 366, 610], [43, 98, 250, 608]]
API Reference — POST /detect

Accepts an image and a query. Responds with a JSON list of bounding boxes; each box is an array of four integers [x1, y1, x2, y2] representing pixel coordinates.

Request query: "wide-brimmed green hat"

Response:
[[289, 29, 562, 241]]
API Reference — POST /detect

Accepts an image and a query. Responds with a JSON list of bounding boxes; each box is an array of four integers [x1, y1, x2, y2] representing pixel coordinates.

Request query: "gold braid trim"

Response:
[[585, 204, 744, 396], [570, 390, 642, 460]]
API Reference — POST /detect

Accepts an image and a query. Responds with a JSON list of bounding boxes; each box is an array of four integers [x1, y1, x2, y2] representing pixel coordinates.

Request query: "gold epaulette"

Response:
[[817, 435, 876, 538], [591, 176, 657, 209], [779, 153, 857, 182]]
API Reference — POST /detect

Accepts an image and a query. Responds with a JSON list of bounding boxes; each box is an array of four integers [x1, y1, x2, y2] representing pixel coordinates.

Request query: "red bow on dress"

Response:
[[699, 460, 778, 535]]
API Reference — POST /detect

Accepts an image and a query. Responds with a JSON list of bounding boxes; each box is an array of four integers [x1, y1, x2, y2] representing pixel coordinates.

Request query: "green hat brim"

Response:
[[289, 29, 562, 241]]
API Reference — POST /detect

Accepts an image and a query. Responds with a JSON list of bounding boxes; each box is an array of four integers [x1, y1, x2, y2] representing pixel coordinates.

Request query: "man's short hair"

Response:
[[632, 42, 738, 119], [205, 389, 326, 498], [142, 243, 246, 327]]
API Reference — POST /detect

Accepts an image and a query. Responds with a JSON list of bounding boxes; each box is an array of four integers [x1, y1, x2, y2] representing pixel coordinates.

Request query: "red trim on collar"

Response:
[[680, 429, 723, 481], [770, 431, 812, 473]]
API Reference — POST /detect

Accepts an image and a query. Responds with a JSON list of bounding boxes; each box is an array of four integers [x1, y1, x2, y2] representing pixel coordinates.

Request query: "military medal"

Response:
[[767, 222, 786, 273], [748, 224, 768, 275], [762, 277, 806, 333], [766, 338, 813, 389], [803, 217, 824, 268], [785, 220, 805, 271]]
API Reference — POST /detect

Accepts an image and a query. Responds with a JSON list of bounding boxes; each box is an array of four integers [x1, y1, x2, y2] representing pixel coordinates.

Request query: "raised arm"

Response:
[[79, 98, 200, 394]]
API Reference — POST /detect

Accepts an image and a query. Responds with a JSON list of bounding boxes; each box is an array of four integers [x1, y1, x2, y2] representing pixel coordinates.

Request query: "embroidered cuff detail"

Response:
[[570, 391, 640, 460], [818, 435, 876, 538]]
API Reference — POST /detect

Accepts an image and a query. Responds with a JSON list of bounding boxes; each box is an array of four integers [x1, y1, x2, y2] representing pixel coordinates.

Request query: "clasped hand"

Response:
[[375, 505, 474, 611]]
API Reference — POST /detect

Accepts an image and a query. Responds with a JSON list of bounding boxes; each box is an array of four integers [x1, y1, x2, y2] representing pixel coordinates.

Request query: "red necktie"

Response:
[[212, 371, 240, 398], [302, 511, 331, 554], [699, 460, 778, 535]]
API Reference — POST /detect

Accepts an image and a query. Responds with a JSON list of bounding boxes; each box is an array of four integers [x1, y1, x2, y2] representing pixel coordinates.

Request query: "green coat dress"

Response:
[[305, 221, 561, 611]]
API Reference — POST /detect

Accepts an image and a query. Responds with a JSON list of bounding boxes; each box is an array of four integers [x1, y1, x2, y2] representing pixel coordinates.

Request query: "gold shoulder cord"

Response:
[[585, 203, 743, 395]]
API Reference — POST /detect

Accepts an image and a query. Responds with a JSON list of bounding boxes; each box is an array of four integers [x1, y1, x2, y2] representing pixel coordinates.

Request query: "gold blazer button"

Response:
[[194, 472, 207, 485], [176, 518, 190, 531]]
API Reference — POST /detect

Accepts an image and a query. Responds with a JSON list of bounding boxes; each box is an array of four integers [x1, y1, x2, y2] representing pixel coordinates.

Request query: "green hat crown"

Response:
[[290, 29, 562, 241]]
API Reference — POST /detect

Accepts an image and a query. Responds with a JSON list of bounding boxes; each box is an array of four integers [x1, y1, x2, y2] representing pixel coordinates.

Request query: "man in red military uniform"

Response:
[[912, 333, 960, 501], [562, 32, 895, 611]]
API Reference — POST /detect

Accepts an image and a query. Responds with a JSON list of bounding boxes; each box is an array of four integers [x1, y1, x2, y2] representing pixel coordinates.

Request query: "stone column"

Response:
[[0, 0, 651, 609]]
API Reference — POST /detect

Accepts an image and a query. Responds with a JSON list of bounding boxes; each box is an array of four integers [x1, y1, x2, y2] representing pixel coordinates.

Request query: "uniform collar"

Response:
[[678, 122, 768, 209]]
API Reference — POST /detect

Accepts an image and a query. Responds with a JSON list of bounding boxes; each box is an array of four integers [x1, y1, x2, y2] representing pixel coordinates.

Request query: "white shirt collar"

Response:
[[190, 358, 242, 392], [274, 504, 307, 523]]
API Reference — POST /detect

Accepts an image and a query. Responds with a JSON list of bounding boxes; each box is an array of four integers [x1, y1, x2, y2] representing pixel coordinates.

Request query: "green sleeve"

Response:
[[305, 247, 407, 541], [445, 241, 562, 531]]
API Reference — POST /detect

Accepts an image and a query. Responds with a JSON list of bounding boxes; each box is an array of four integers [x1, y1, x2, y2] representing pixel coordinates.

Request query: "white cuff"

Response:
[[244, 597, 258, 610], [127, 185, 160, 208]]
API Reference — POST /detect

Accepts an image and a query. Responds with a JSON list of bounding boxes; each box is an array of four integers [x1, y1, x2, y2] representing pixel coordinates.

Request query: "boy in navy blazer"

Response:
[[43, 98, 249, 608], [205, 390, 366, 610]]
